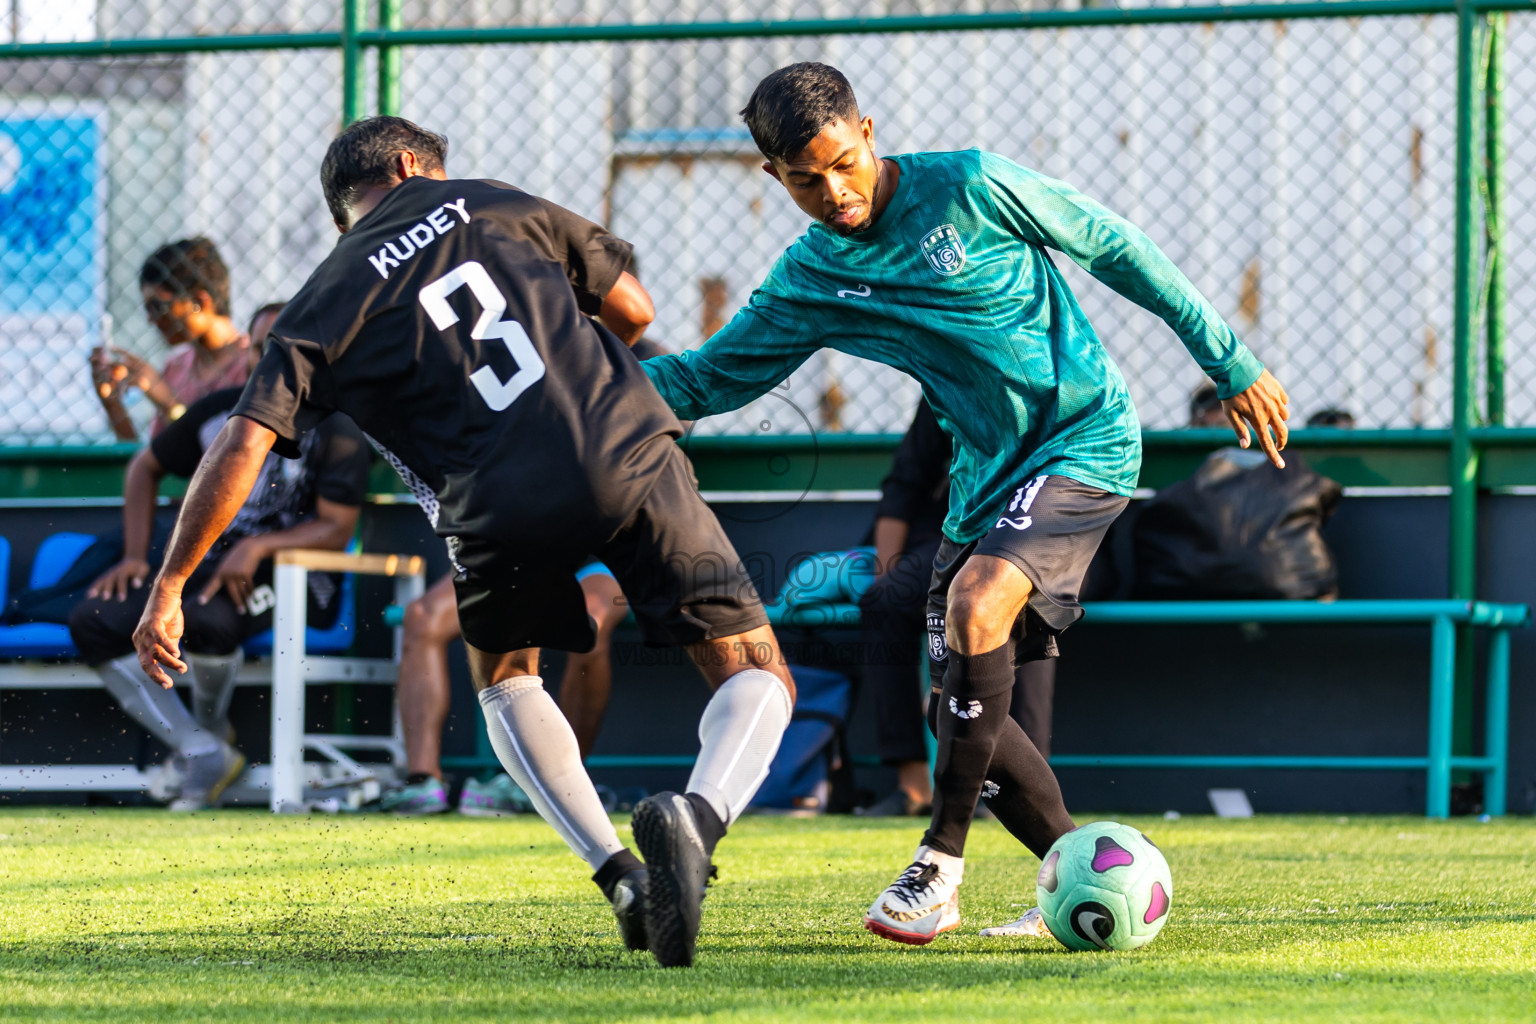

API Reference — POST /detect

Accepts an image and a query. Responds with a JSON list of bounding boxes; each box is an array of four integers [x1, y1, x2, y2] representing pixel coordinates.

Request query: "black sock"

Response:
[[922, 645, 1016, 857], [684, 792, 727, 854], [592, 848, 645, 899], [406, 772, 437, 787], [979, 717, 1075, 858]]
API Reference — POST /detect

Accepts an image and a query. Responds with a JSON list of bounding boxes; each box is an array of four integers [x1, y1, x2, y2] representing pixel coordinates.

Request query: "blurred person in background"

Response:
[[2, 304, 284, 628], [856, 400, 1056, 818], [385, 565, 628, 815], [1306, 408, 1356, 429], [1188, 383, 1227, 427], [1133, 384, 1343, 601], [93, 237, 252, 441], [69, 307, 372, 811]]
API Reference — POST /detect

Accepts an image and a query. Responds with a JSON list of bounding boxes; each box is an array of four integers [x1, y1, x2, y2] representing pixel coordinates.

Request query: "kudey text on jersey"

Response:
[[368, 197, 472, 280]]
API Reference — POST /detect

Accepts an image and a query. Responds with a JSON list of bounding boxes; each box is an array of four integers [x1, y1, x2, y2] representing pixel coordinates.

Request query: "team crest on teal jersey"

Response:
[[920, 223, 966, 276]]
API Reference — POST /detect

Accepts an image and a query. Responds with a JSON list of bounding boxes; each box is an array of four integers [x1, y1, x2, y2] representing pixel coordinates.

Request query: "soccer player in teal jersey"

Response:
[[640, 63, 1291, 945]]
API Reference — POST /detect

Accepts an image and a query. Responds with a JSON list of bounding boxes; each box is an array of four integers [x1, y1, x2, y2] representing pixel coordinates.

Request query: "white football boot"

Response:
[[979, 906, 1054, 938], [863, 846, 963, 945]]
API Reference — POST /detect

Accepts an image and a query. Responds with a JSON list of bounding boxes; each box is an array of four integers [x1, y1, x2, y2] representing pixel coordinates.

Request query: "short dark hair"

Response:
[[1189, 383, 1222, 424], [740, 62, 861, 163], [138, 237, 231, 317], [247, 301, 286, 337], [1306, 407, 1356, 429], [320, 115, 448, 226]]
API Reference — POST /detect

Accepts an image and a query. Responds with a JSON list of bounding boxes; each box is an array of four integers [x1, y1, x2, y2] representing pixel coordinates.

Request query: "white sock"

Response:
[[686, 668, 794, 825], [99, 655, 221, 756], [188, 652, 242, 732], [477, 676, 624, 871]]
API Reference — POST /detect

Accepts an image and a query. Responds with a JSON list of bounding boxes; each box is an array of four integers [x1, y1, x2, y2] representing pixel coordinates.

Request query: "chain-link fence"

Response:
[[0, 0, 1521, 444]]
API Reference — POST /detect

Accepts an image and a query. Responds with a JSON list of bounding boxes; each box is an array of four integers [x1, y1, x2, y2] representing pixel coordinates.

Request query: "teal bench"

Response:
[[410, 595, 1527, 819], [769, 597, 1529, 819]]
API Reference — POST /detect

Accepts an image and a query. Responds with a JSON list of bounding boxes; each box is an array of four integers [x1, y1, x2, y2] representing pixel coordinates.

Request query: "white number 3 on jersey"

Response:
[[419, 260, 546, 412]]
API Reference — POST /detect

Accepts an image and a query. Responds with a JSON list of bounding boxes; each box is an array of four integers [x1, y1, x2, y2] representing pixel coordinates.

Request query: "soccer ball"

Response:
[[1035, 821, 1172, 951]]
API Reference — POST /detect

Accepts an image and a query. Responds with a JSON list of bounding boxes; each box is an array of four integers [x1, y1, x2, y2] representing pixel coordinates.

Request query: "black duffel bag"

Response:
[[1132, 448, 1343, 600]]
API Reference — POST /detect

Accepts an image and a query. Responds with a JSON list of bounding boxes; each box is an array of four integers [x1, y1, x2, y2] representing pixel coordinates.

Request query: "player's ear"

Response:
[[395, 149, 421, 180], [861, 115, 876, 150], [762, 161, 782, 183]]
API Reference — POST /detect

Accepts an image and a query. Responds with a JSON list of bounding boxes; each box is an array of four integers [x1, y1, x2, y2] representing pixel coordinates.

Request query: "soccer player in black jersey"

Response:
[[132, 117, 796, 968]]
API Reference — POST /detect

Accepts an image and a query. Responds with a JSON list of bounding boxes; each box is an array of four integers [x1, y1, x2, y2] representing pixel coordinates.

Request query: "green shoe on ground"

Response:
[[380, 776, 450, 815], [459, 774, 535, 817]]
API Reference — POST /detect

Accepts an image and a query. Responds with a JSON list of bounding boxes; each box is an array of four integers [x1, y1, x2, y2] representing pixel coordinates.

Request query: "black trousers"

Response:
[[859, 534, 1056, 764], [68, 557, 340, 665]]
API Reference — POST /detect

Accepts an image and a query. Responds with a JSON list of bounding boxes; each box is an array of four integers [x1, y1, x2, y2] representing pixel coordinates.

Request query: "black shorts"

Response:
[[926, 474, 1128, 664], [451, 443, 769, 653]]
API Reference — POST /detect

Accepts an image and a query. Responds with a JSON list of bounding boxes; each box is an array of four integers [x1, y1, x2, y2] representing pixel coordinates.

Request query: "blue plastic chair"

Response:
[[241, 571, 357, 658], [0, 532, 98, 659]]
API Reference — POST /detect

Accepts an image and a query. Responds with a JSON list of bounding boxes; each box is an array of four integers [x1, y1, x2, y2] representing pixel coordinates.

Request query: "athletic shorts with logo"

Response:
[[451, 441, 769, 653], [926, 474, 1128, 664]]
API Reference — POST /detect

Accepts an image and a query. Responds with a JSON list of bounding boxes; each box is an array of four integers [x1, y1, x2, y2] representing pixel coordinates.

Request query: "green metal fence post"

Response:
[[1450, 0, 1482, 769], [378, 0, 402, 117], [342, 0, 367, 125], [1483, 627, 1509, 815], [1427, 615, 1456, 818], [1485, 13, 1505, 426], [1451, 0, 1479, 606]]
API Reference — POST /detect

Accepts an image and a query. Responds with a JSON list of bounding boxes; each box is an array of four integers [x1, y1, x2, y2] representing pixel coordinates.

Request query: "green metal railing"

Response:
[[1, 1, 1528, 764]]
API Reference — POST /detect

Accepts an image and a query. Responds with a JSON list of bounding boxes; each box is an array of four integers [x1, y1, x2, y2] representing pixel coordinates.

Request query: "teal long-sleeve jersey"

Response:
[[641, 149, 1264, 543]]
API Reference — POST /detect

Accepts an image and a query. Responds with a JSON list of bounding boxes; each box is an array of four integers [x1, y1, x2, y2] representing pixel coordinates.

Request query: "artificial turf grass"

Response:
[[0, 810, 1531, 1023]]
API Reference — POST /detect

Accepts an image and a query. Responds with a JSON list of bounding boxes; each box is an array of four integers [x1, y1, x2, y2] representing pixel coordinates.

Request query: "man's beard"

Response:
[[826, 208, 873, 236]]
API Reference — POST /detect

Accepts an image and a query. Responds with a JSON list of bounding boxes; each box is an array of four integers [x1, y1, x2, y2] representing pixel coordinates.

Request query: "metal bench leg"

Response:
[[389, 570, 426, 773], [1427, 614, 1455, 819], [1484, 628, 1510, 817], [271, 563, 310, 813]]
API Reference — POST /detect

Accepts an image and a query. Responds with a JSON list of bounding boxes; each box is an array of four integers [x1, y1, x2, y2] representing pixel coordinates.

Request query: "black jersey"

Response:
[[234, 176, 682, 557]]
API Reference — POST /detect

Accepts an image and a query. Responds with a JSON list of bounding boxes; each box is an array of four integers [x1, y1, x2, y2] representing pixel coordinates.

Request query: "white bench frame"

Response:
[[0, 549, 425, 812]]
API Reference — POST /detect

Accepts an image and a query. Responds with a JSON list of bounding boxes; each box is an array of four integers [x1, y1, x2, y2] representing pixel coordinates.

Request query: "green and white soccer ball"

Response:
[[1035, 821, 1173, 951]]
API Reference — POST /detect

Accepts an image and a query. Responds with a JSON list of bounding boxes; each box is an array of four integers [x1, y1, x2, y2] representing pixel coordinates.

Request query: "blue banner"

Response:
[[0, 113, 103, 315]]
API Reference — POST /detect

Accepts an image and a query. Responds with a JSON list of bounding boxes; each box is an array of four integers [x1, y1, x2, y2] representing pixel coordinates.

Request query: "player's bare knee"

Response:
[[401, 598, 433, 640], [947, 565, 1030, 655]]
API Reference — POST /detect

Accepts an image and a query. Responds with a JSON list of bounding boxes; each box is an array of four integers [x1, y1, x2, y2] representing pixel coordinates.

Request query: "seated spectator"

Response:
[[1188, 383, 1227, 428], [5, 304, 285, 627], [92, 237, 252, 441], [1133, 388, 1343, 600], [1307, 408, 1356, 429], [68, 319, 370, 811], [855, 401, 1056, 817], [380, 336, 672, 816], [382, 565, 630, 815]]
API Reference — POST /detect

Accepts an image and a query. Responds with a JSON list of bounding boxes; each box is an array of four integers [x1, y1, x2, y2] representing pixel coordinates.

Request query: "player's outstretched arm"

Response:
[[641, 291, 822, 420], [132, 415, 276, 686], [1222, 368, 1290, 469], [983, 154, 1265, 401]]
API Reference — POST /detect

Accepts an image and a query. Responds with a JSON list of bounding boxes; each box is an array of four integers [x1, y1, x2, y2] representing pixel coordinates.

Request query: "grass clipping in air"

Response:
[[0, 810, 1532, 1022]]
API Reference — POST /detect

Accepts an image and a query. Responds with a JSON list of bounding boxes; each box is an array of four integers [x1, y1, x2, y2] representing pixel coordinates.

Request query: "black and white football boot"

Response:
[[593, 853, 650, 952], [632, 791, 720, 968]]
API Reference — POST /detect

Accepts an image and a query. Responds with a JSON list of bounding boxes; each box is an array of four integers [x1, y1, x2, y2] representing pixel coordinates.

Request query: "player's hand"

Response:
[[197, 539, 263, 613], [87, 557, 152, 602], [133, 582, 187, 688], [1222, 369, 1290, 470]]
